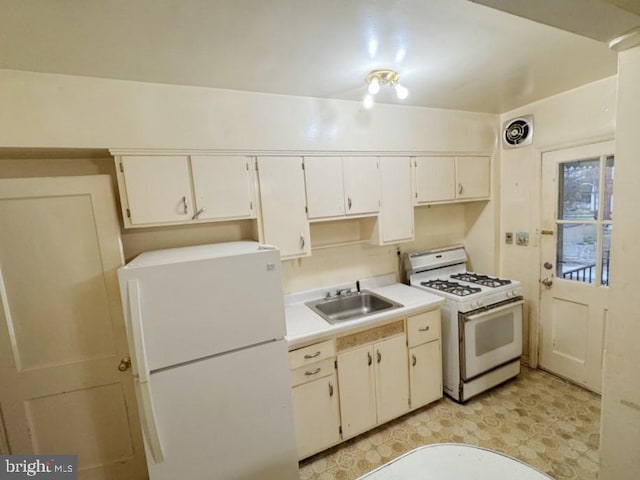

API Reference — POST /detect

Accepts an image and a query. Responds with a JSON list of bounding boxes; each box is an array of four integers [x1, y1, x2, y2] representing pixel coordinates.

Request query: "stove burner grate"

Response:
[[420, 279, 482, 296], [451, 273, 512, 288]]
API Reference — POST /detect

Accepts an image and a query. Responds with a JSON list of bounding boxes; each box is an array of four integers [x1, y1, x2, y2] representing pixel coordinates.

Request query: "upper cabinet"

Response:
[[304, 156, 379, 220], [373, 157, 414, 245], [114, 154, 256, 228], [414, 156, 490, 204], [257, 156, 311, 259]]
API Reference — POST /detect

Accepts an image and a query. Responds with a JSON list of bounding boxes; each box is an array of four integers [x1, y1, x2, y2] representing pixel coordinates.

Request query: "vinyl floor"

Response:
[[298, 366, 601, 480]]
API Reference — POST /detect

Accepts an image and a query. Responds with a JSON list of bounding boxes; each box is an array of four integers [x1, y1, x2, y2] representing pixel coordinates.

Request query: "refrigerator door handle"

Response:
[[127, 279, 165, 463], [136, 379, 165, 463], [128, 279, 150, 382]]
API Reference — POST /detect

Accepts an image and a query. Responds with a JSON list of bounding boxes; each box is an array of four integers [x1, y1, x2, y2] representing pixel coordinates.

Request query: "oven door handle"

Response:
[[464, 299, 524, 322]]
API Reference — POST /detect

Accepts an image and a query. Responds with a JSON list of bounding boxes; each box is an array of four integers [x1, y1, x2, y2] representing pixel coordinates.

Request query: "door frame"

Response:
[[532, 135, 615, 371]]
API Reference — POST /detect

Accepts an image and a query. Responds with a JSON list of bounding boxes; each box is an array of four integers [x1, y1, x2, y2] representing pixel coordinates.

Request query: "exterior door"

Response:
[[0, 176, 147, 478], [539, 141, 614, 393]]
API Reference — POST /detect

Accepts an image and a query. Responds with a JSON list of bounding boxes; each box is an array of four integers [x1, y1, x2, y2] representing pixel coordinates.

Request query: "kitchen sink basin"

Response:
[[305, 290, 403, 325]]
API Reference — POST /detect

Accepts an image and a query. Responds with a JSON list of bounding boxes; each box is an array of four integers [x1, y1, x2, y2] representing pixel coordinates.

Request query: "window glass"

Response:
[[556, 223, 597, 284]]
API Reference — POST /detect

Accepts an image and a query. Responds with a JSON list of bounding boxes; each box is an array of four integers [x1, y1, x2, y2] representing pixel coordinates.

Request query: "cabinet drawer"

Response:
[[289, 340, 335, 369], [291, 358, 335, 387], [407, 309, 441, 348]]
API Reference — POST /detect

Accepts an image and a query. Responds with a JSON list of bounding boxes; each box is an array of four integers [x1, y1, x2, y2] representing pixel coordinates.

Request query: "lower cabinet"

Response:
[[289, 308, 442, 460], [291, 370, 341, 460]]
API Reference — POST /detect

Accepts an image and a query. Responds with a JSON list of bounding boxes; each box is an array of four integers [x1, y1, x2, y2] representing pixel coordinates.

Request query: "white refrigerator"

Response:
[[118, 241, 299, 480]]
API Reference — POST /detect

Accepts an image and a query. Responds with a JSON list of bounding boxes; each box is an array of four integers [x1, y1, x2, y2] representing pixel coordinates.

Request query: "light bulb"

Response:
[[363, 94, 374, 109], [395, 83, 408, 100], [368, 77, 380, 95]]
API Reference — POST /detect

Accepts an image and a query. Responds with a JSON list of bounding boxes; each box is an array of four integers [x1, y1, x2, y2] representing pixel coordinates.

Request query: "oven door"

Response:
[[460, 299, 523, 381]]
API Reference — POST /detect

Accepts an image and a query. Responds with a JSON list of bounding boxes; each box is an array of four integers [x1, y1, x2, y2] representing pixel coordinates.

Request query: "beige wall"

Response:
[[0, 69, 498, 293], [498, 76, 617, 361], [599, 46, 640, 480]]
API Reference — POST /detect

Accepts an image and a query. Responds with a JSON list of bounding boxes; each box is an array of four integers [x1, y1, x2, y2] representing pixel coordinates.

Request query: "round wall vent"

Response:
[[503, 115, 533, 149]]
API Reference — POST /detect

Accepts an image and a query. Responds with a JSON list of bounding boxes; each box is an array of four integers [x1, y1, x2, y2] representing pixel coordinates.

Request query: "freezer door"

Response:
[[144, 339, 298, 480], [120, 248, 285, 371]]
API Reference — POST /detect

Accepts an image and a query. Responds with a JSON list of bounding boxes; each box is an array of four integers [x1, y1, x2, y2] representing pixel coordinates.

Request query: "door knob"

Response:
[[118, 356, 132, 372], [541, 277, 553, 288]]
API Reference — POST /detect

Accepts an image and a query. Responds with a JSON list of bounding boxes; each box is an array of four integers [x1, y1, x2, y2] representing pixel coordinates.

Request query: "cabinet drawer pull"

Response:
[[367, 352, 372, 366], [329, 381, 334, 397], [458, 183, 464, 195], [304, 351, 321, 359], [300, 234, 306, 250], [182, 196, 188, 214], [412, 354, 417, 367], [305, 367, 321, 376], [419, 326, 430, 332], [191, 207, 206, 220], [377, 350, 382, 363], [348, 196, 352, 210]]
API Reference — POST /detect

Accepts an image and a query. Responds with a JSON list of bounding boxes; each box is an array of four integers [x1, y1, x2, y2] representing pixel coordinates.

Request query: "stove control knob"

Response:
[[514, 288, 522, 296], [506, 291, 513, 298], [470, 301, 477, 309], [477, 299, 484, 307]]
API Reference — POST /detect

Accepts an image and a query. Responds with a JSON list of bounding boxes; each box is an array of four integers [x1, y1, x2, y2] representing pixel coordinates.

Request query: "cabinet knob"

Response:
[[347, 196, 352, 210], [300, 234, 306, 250], [376, 350, 382, 364], [367, 351, 372, 366], [419, 326, 430, 332], [412, 354, 417, 367], [118, 356, 132, 372], [181, 196, 188, 214], [329, 381, 334, 397], [458, 184, 464, 195]]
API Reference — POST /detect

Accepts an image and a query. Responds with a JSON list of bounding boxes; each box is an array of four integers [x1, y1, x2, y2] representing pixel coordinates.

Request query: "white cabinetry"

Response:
[[407, 310, 443, 408], [337, 323, 409, 439], [289, 340, 340, 460], [414, 156, 490, 204], [373, 156, 414, 245], [257, 156, 311, 259], [114, 154, 256, 228], [304, 156, 379, 220]]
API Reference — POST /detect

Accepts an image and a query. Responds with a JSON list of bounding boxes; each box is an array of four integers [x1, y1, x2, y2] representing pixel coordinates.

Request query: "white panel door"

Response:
[[414, 156, 456, 203], [304, 156, 345, 219], [374, 335, 410, 424], [342, 156, 379, 215], [146, 339, 298, 480], [121, 155, 193, 225], [257, 156, 311, 258], [455, 156, 490, 199], [190, 155, 255, 220], [378, 156, 414, 244], [0, 176, 147, 479], [337, 345, 377, 439], [539, 141, 614, 393]]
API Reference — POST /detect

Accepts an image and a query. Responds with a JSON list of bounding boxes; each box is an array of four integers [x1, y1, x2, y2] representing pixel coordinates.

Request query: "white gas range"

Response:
[[405, 245, 523, 402]]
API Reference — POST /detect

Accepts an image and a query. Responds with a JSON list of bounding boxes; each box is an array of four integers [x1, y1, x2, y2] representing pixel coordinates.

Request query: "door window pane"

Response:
[[558, 158, 600, 220], [602, 224, 612, 286], [603, 156, 614, 221], [556, 223, 597, 284]]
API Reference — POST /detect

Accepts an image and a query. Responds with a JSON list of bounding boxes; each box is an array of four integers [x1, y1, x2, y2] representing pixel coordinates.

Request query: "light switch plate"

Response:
[[505, 232, 513, 244]]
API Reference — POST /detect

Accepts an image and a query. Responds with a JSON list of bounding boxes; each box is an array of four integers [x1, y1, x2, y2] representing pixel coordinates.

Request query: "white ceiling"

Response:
[[0, 0, 629, 113]]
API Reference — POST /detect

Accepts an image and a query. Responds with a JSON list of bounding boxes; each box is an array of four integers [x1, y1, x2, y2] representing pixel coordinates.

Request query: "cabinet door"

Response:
[[378, 157, 414, 244], [414, 156, 456, 203], [190, 156, 255, 220], [374, 335, 410, 424], [342, 157, 379, 215], [304, 156, 345, 219], [292, 373, 341, 459], [257, 156, 311, 258], [409, 341, 443, 409], [455, 156, 490, 199], [121, 155, 193, 225], [337, 345, 377, 439]]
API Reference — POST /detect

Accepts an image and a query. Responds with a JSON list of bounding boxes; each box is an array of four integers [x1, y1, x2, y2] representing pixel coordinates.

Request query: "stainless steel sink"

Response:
[[305, 290, 403, 325]]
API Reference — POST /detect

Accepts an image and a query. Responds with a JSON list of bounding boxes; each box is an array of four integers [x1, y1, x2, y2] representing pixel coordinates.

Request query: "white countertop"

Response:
[[285, 275, 444, 349]]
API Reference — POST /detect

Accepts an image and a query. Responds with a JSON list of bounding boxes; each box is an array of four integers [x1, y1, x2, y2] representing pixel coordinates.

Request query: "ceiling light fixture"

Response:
[[363, 69, 409, 107]]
